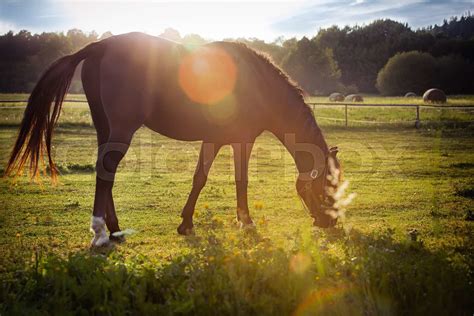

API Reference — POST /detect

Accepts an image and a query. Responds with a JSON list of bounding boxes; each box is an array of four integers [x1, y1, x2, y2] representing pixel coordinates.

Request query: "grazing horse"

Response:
[[5, 32, 341, 247]]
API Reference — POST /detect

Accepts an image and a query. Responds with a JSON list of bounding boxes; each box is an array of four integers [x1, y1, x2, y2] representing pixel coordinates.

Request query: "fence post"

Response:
[[415, 106, 420, 129], [345, 105, 348, 127]]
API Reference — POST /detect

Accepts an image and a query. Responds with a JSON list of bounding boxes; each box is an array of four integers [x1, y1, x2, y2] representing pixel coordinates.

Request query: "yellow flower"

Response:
[[254, 202, 264, 210], [258, 216, 268, 226]]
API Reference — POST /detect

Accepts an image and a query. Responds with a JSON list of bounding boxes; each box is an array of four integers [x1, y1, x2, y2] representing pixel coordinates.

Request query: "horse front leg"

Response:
[[232, 141, 255, 227], [178, 142, 222, 235]]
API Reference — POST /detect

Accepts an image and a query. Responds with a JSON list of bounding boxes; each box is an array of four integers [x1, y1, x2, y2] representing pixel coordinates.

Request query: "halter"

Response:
[[296, 155, 332, 213], [297, 154, 328, 194]]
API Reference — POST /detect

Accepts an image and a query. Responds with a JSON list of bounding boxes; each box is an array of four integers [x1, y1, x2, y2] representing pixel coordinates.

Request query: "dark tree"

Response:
[[281, 37, 341, 95]]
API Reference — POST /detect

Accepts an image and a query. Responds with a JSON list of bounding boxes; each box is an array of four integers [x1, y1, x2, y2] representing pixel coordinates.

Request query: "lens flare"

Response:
[[203, 94, 238, 125], [292, 284, 354, 316], [179, 47, 237, 105], [289, 252, 311, 274]]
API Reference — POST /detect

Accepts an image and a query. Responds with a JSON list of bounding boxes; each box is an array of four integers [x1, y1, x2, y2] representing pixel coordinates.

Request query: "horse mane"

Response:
[[225, 42, 305, 99], [224, 42, 330, 156], [219, 41, 318, 130]]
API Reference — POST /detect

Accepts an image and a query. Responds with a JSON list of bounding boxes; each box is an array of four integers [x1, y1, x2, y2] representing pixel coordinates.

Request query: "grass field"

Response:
[[0, 94, 473, 314]]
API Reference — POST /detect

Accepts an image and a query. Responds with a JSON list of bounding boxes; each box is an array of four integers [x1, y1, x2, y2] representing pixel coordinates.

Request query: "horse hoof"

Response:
[[110, 233, 126, 243], [90, 235, 110, 247], [177, 223, 194, 236], [239, 221, 256, 230]]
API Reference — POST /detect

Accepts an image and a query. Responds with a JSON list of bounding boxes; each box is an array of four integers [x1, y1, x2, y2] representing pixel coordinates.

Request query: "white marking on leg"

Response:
[[90, 216, 109, 247], [111, 228, 137, 237]]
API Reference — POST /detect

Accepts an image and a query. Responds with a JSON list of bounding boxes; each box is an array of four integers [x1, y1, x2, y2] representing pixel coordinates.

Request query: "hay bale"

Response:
[[423, 88, 446, 103], [329, 92, 344, 102], [344, 94, 364, 102], [405, 92, 417, 98]]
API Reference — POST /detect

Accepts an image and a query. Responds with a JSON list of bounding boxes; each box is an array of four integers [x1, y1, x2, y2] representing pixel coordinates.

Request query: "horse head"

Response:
[[296, 146, 341, 228]]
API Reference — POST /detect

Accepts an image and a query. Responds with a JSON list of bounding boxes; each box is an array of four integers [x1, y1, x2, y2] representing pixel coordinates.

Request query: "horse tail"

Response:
[[4, 41, 104, 181]]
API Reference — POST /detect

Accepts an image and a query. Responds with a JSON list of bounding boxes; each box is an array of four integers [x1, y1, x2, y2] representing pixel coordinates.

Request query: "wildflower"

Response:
[[254, 201, 264, 210]]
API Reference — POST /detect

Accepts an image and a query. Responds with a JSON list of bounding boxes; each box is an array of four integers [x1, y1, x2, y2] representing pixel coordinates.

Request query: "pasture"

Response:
[[0, 94, 473, 314]]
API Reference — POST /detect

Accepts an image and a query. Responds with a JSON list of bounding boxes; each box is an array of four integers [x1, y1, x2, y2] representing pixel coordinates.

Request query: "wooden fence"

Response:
[[1, 100, 474, 128], [307, 102, 474, 128]]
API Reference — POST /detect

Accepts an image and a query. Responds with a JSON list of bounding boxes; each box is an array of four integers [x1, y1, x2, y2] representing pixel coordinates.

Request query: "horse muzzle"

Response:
[[312, 204, 338, 228]]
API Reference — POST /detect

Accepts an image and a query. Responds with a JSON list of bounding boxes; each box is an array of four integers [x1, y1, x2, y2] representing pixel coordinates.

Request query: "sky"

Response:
[[1, 0, 473, 41]]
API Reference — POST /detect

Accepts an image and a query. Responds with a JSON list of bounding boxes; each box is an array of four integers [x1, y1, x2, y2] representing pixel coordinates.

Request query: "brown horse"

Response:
[[5, 32, 341, 247]]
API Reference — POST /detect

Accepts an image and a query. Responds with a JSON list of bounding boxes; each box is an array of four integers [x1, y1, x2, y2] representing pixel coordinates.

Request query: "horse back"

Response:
[[97, 33, 266, 142]]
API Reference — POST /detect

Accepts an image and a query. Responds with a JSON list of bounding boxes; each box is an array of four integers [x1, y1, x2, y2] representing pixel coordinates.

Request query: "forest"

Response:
[[1, 13, 473, 95]]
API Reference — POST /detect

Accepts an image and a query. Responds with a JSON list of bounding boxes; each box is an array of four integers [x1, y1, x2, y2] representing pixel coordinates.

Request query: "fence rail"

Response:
[[1, 100, 474, 128], [307, 102, 474, 128], [0, 99, 87, 103]]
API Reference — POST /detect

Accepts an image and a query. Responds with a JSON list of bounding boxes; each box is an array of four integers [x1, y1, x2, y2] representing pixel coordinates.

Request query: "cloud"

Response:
[[0, 0, 68, 32], [272, 0, 474, 36], [0, 19, 17, 33]]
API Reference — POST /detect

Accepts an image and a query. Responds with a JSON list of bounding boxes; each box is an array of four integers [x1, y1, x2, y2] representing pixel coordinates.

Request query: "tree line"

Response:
[[1, 13, 473, 95]]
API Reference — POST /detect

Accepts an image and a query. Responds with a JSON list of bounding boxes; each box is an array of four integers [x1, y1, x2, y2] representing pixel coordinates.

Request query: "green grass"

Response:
[[0, 94, 473, 314]]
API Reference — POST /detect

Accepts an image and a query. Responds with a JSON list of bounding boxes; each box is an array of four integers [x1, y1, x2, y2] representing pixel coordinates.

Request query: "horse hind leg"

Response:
[[92, 132, 133, 246], [83, 57, 142, 246], [82, 58, 111, 246]]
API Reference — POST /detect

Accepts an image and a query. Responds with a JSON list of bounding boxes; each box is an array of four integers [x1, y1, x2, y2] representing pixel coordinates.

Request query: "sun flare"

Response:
[[178, 47, 237, 105]]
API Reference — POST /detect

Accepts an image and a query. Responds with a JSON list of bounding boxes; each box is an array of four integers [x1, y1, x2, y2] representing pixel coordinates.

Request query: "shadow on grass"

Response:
[[456, 188, 474, 199], [451, 162, 474, 169], [57, 163, 95, 174], [1, 225, 472, 315]]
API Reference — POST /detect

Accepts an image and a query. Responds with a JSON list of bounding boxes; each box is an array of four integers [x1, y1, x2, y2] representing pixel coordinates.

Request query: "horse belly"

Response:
[[144, 104, 218, 141], [145, 98, 255, 142]]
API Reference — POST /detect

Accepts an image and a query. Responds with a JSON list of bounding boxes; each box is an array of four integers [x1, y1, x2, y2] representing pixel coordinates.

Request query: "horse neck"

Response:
[[270, 98, 329, 174]]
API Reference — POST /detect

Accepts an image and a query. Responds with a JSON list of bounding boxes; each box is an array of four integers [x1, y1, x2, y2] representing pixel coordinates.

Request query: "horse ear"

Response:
[[329, 146, 339, 157]]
